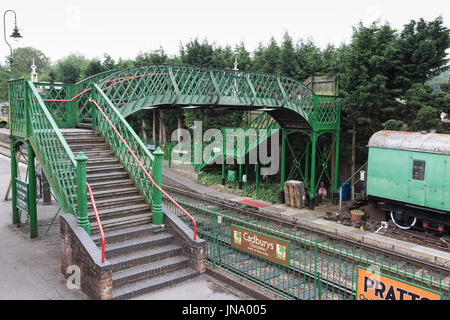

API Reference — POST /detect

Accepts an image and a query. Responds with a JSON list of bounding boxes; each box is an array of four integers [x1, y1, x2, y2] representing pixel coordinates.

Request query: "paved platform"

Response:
[[163, 160, 450, 268], [0, 155, 253, 300]]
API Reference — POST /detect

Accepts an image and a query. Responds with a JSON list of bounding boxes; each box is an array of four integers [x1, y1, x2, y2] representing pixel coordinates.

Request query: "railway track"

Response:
[[383, 225, 450, 252], [162, 184, 450, 299]]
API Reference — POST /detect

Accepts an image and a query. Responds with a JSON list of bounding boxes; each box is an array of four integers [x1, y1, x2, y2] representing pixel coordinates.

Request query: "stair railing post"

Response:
[[27, 142, 38, 238], [76, 152, 91, 235], [91, 86, 97, 131], [152, 147, 164, 225], [10, 139, 19, 225]]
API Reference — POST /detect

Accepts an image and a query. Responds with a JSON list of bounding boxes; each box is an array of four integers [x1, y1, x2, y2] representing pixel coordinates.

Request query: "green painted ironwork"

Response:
[[9, 80, 89, 232], [25, 80, 78, 216], [164, 193, 450, 300], [197, 112, 280, 171], [90, 84, 156, 207], [8, 79, 27, 138], [96, 65, 339, 132]]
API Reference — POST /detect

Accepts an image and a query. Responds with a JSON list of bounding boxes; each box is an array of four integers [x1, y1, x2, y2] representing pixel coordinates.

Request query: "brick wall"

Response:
[[163, 204, 207, 273], [60, 214, 112, 300]]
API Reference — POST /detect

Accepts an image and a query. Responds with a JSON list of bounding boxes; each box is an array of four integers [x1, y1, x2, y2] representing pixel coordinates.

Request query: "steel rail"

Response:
[[86, 182, 105, 263], [162, 184, 450, 277], [89, 98, 197, 240]]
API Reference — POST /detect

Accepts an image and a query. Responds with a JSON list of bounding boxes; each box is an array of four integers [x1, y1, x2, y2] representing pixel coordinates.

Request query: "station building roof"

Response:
[[368, 130, 450, 155]]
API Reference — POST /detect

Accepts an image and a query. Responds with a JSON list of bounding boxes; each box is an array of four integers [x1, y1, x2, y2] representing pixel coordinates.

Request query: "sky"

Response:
[[1, 0, 449, 65]]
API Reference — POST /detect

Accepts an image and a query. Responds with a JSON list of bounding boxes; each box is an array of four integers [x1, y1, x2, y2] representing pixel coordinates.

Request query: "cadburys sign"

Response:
[[231, 225, 290, 267]]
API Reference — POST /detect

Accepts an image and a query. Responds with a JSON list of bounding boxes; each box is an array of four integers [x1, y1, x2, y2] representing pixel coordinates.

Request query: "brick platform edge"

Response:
[[60, 214, 113, 300], [163, 204, 207, 273]]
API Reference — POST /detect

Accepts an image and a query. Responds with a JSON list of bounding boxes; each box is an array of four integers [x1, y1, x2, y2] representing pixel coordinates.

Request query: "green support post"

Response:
[[309, 132, 317, 210], [221, 129, 225, 185], [280, 129, 286, 203], [305, 139, 310, 187], [168, 142, 172, 168], [75, 152, 90, 235], [10, 139, 18, 225], [67, 85, 78, 128], [91, 86, 97, 131], [27, 142, 38, 238], [152, 147, 164, 225], [9, 57, 14, 80], [333, 130, 340, 194], [238, 163, 243, 189], [255, 163, 259, 198]]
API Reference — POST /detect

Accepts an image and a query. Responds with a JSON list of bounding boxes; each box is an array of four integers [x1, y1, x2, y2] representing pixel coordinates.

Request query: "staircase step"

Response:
[[64, 136, 104, 143], [88, 203, 150, 219], [90, 213, 151, 232], [108, 244, 182, 273], [85, 164, 124, 174], [105, 232, 175, 258], [88, 186, 140, 199], [87, 194, 145, 210], [91, 224, 163, 245], [81, 150, 115, 157], [108, 244, 182, 272], [112, 256, 190, 287], [87, 179, 135, 191], [83, 118, 92, 123], [76, 123, 92, 129], [86, 171, 130, 181], [69, 143, 110, 151], [86, 157, 120, 167], [112, 268, 198, 300], [60, 128, 96, 135]]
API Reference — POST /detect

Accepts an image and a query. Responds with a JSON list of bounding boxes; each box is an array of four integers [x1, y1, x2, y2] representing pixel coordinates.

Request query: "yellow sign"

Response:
[[356, 266, 442, 300]]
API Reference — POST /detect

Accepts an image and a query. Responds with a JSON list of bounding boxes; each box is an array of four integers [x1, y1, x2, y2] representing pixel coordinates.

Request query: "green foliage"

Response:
[[197, 171, 222, 185], [237, 182, 280, 204], [0, 66, 9, 102], [6, 47, 51, 79], [382, 119, 406, 131], [413, 105, 439, 131]]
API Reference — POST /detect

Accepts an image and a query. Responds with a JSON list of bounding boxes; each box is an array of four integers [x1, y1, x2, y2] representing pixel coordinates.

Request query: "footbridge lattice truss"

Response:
[[8, 64, 340, 235]]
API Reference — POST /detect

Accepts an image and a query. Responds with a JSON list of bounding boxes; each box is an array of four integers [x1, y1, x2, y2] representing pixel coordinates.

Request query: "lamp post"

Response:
[[3, 10, 23, 80]]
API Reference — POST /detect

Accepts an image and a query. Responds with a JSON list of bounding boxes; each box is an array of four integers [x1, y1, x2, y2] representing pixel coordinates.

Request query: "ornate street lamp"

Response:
[[3, 10, 23, 79]]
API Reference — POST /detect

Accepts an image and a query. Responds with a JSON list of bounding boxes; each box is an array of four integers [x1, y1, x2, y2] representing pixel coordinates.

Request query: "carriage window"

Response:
[[412, 160, 426, 181]]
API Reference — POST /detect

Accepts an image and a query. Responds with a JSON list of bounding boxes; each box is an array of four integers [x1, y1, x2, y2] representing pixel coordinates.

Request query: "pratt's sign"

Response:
[[231, 225, 290, 267], [356, 266, 442, 300]]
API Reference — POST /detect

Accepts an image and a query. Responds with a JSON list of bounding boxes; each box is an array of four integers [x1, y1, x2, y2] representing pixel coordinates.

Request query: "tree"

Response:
[[180, 38, 214, 67], [396, 17, 450, 94], [84, 58, 104, 78], [413, 105, 439, 131], [280, 32, 297, 78], [0, 66, 9, 102], [6, 47, 51, 79], [253, 37, 281, 74], [53, 54, 90, 83], [135, 48, 167, 66]]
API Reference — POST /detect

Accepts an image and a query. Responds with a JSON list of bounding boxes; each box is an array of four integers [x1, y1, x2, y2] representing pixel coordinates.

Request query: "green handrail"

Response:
[[25, 80, 78, 216], [91, 84, 155, 205]]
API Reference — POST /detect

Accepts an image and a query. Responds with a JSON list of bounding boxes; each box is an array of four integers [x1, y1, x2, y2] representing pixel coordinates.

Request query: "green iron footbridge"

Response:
[[8, 64, 340, 236]]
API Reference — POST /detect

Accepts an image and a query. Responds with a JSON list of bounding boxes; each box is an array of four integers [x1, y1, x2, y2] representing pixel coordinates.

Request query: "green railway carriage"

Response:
[[367, 131, 450, 231]]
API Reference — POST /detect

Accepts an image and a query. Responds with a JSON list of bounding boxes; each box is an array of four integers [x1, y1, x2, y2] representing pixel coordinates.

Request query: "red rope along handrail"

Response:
[[89, 98, 197, 240], [86, 182, 105, 263]]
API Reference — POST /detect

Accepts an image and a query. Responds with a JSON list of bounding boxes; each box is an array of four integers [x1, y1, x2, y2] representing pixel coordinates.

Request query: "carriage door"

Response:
[[409, 157, 426, 207]]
